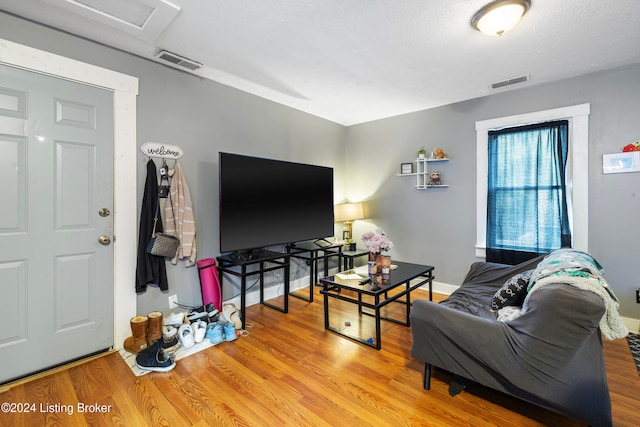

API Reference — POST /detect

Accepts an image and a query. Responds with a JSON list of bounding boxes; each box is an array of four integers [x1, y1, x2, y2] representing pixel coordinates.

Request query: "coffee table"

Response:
[[319, 261, 434, 350]]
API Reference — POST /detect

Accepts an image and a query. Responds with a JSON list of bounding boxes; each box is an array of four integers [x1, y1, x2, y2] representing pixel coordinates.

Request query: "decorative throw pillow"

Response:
[[491, 269, 534, 312]]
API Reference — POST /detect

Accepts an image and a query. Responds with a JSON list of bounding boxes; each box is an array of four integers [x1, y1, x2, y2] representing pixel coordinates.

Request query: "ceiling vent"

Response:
[[155, 50, 202, 71], [490, 74, 530, 89]]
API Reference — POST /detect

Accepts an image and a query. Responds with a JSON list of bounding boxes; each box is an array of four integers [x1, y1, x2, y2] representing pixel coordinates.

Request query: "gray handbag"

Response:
[[147, 228, 179, 258], [146, 189, 180, 258]]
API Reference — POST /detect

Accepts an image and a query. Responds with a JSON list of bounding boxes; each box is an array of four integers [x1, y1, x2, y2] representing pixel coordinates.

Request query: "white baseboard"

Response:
[[622, 316, 640, 334], [226, 270, 453, 308], [222, 273, 329, 311], [427, 281, 457, 296]]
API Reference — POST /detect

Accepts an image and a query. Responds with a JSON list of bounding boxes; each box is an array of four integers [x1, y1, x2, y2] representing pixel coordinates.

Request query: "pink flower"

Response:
[[361, 228, 393, 253]]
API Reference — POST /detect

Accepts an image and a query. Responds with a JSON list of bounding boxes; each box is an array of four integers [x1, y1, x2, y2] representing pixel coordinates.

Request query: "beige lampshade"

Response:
[[334, 202, 364, 222]]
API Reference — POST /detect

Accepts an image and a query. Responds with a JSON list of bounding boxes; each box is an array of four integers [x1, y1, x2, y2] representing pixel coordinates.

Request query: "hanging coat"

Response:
[[135, 159, 168, 292], [164, 161, 197, 266]]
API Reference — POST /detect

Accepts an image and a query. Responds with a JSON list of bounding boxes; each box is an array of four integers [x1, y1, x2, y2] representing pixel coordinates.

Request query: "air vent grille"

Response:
[[490, 75, 529, 89], [156, 50, 202, 71]]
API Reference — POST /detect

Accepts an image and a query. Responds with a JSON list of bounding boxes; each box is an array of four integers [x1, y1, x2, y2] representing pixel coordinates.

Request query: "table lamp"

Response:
[[334, 202, 364, 249]]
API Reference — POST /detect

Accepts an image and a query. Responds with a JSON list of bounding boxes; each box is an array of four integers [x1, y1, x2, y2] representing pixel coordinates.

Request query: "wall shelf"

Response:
[[397, 158, 450, 189]]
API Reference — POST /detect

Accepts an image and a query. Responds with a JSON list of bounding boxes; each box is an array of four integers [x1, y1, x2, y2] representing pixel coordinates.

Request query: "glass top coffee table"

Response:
[[319, 261, 434, 350]]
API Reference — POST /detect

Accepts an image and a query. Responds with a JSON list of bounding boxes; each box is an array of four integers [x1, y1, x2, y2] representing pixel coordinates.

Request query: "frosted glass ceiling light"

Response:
[[471, 0, 531, 36]]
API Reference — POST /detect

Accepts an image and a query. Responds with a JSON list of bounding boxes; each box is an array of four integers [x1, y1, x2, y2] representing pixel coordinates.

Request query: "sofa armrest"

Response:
[[410, 299, 511, 378]]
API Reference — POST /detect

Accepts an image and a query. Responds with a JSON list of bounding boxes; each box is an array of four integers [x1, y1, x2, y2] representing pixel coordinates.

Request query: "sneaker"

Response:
[[162, 335, 180, 354], [187, 306, 208, 323], [205, 303, 219, 323], [136, 340, 176, 372], [178, 324, 195, 349], [163, 325, 177, 340], [164, 312, 185, 328], [206, 323, 224, 345], [161, 327, 181, 354], [192, 320, 207, 343], [222, 303, 242, 330], [223, 321, 237, 342]]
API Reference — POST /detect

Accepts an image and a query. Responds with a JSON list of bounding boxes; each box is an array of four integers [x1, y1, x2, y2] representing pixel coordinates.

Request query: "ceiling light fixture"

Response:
[[471, 0, 531, 36]]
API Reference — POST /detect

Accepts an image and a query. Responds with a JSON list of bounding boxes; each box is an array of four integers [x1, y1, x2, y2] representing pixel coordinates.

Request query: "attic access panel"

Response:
[[46, 0, 180, 41]]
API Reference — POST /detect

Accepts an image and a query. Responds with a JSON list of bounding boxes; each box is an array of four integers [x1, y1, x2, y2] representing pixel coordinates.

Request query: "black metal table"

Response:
[[341, 248, 370, 270], [319, 261, 434, 350], [287, 240, 343, 302], [217, 250, 290, 330]]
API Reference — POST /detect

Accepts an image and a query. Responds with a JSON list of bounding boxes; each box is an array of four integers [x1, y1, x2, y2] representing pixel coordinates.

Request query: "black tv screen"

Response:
[[219, 152, 334, 254]]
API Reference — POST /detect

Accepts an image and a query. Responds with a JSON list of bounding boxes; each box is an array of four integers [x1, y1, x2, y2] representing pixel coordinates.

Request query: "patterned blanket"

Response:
[[525, 248, 628, 340]]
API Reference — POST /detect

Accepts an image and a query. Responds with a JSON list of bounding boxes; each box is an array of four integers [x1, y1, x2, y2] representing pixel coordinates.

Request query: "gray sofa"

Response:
[[410, 254, 614, 426]]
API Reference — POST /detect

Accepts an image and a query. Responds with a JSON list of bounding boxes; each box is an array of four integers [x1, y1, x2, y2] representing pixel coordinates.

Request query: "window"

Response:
[[486, 120, 571, 264], [475, 104, 590, 260]]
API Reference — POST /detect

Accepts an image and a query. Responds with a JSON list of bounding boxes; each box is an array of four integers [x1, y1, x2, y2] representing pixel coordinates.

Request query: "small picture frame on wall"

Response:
[[400, 162, 413, 174], [603, 152, 640, 174]]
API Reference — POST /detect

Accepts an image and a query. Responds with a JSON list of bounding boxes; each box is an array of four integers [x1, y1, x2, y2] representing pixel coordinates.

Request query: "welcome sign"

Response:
[[140, 142, 184, 159]]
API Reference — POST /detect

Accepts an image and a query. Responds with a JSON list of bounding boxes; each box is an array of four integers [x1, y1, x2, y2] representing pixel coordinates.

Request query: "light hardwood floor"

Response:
[[1, 287, 639, 426]]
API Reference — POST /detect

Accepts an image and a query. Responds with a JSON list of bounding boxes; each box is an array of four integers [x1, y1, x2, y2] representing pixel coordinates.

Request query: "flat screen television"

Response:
[[218, 152, 334, 254]]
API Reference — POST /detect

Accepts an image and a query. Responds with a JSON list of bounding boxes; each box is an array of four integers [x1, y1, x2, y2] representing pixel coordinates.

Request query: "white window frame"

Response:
[[475, 104, 590, 258]]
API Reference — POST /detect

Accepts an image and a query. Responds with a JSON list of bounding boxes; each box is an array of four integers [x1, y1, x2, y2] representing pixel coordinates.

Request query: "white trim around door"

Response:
[[0, 38, 139, 351]]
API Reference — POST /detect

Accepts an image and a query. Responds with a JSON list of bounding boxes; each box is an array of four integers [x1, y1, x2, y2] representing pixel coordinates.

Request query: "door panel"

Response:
[[56, 140, 95, 229], [0, 260, 27, 345], [0, 134, 26, 232], [0, 64, 114, 383]]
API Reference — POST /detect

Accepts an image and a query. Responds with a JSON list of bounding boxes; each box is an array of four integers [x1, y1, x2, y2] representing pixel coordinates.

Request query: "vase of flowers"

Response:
[[362, 228, 393, 275]]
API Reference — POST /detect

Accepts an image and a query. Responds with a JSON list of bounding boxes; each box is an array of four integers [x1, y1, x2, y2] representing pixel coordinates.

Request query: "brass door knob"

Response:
[[98, 235, 111, 246]]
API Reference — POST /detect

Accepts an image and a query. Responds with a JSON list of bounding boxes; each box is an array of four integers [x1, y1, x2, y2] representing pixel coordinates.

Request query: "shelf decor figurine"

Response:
[[431, 147, 448, 159], [428, 171, 442, 186]]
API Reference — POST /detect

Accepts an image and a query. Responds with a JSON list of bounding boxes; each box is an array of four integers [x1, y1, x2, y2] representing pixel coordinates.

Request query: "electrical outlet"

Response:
[[168, 294, 178, 309], [636, 289, 640, 304]]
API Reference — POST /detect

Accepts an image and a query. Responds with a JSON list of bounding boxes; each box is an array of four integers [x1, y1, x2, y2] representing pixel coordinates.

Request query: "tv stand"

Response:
[[287, 239, 343, 302], [226, 248, 269, 262], [313, 238, 334, 247], [216, 250, 290, 329]]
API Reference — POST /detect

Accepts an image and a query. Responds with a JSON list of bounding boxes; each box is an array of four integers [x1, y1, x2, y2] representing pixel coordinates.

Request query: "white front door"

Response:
[[0, 64, 114, 383]]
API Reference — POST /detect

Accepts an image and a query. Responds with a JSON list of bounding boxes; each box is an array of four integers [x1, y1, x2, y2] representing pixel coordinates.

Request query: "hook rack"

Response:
[[141, 141, 184, 160]]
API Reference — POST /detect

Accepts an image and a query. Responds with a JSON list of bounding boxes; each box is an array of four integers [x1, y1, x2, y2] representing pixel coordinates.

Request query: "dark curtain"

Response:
[[486, 120, 571, 265]]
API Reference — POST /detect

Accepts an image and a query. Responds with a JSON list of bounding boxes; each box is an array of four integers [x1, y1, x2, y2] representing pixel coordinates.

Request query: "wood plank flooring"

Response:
[[1, 287, 639, 426]]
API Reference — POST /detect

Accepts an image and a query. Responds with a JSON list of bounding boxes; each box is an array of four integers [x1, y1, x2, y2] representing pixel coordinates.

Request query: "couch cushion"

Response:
[[491, 269, 533, 311]]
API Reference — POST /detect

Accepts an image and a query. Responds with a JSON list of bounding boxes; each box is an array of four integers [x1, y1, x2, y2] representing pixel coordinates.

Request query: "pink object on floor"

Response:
[[197, 258, 222, 312]]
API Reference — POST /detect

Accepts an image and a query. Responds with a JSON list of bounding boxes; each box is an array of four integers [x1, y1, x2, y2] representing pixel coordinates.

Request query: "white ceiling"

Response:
[[2, 0, 639, 125]]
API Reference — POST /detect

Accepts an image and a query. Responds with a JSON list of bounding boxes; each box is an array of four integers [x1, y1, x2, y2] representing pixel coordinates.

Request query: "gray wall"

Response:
[[135, 67, 346, 313], [0, 12, 347, 315], [3, 12, 639, 321], [346, 63, 640, 319]]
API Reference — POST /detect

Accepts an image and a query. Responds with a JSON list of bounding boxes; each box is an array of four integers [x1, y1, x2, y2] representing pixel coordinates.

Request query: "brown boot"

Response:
[[147, 311, 163, 345], [123, 315, 148, 353]]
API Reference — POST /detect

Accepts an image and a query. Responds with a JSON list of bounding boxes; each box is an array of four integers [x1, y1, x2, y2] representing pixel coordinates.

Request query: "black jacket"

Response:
[[135, 159, 168, 292]]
